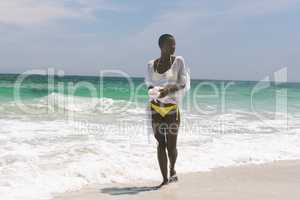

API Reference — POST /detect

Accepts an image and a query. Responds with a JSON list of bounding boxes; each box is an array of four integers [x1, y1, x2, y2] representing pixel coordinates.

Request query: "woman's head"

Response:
[[158, 34, 176, 55]]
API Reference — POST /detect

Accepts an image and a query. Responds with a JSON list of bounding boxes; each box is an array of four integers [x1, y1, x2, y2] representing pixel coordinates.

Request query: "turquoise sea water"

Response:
[[1, 73, 300, 114]]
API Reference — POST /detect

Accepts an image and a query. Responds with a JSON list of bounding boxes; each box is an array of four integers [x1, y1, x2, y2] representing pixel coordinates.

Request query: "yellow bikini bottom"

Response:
[[150, 103, 179, 120]]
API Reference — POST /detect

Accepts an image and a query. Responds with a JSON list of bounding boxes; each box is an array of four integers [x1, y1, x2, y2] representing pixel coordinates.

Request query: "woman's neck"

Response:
[[160, 53, 172, 61]]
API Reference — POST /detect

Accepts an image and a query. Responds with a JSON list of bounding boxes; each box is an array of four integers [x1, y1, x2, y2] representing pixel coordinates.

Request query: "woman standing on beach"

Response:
[[145, 34, 190, 187]]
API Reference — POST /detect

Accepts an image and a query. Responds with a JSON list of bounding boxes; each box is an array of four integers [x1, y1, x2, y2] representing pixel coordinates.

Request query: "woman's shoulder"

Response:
[[148, 58, 160, 65], [148, 59, 154, 65], [172, 56, 185, 70], [147, 58, 160, 71], [175, 55, 185, 63], [147, 59, 155, 69]]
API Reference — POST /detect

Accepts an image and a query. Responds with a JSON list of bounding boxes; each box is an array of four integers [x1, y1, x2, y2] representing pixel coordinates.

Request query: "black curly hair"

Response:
[[158, 34, 174, 48]]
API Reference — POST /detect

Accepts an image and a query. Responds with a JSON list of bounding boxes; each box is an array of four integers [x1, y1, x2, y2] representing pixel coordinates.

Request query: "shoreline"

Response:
[[53, 160, 300, 200]]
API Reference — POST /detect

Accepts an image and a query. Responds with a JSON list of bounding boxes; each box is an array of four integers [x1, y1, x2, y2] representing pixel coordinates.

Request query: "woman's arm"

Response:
[[145, 62, 154, 90], [158, 84, 183, 98]]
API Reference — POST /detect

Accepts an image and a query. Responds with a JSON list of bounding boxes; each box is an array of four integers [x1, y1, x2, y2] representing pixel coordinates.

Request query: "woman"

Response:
[[145, 34, 190, 187]]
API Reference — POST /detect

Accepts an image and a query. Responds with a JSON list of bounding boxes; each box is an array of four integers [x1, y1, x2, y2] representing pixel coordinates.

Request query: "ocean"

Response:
[[1, 74, 300, 200]]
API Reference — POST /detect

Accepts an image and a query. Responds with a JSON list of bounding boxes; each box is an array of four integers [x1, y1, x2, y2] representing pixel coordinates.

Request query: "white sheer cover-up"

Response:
[[145, 56, 190, 104], [144, 56, 191, 140]]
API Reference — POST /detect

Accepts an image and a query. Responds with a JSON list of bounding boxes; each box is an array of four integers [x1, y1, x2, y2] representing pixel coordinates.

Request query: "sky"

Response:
[[0, 0, 300, 81]]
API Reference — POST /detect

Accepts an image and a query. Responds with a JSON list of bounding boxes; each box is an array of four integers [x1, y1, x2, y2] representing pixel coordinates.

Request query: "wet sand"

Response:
[[54, 160, 300, 200]]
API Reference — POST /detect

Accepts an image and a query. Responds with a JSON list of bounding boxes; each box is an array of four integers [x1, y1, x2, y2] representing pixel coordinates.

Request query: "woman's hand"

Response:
[[158, 87, 169, 98], [158, 84, 179, 98]]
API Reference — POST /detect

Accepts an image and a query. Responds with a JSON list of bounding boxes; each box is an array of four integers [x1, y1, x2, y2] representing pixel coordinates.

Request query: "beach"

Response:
[[54, 160, 300, 200]]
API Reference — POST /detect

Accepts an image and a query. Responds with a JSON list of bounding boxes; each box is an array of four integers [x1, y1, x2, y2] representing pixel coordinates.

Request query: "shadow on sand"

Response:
[[100, 185, 161, 196]]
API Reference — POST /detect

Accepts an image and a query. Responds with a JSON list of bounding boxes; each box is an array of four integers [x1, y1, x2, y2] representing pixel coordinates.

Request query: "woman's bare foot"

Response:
[[157, 179, 169, 188], [168, 174, 178, 183], [169, 169, 178, 183]]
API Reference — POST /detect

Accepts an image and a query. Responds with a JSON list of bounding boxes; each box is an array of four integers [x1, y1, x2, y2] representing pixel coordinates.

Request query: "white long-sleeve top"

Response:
[[145, 56, 190, 105]]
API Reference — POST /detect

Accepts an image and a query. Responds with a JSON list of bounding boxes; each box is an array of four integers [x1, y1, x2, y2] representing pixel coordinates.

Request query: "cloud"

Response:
[[0, 0, 123, 26], [0, 1, 72, 26], [223, 0, 300, 17], [125, 0, 300, 47], [116, 0, 300, 79]]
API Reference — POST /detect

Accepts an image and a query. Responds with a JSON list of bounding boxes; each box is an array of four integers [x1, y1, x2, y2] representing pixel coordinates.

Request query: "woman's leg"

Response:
[[156, 135, 168, 183], [166, 132, 178, 177], [152, 112, 168, 184], [166, 110, 180, 178]]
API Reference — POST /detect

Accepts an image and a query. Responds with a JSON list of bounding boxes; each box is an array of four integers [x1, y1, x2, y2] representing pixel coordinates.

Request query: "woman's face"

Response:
[[161, 38, 176, 55]]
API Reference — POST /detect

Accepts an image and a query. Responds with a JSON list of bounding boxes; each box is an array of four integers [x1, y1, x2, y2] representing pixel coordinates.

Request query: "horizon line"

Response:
[[0, 73, 299, 84]]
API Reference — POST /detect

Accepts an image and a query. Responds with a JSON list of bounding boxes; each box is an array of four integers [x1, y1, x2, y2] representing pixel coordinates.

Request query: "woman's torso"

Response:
[[148, 56, 182, 104]]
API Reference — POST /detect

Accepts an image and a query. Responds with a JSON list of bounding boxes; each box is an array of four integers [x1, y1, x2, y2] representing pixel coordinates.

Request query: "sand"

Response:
[[54, 160, 300, 200]]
